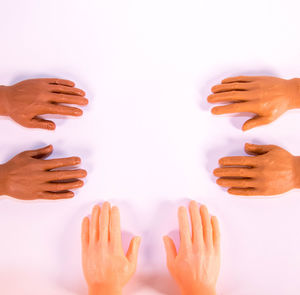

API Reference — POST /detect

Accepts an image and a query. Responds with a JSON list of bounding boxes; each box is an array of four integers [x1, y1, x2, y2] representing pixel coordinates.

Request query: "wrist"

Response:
[[293, 156, 300, 189], [180, 285, 216, 295], [0, 85, 9, 116], [288, 78, 300, 109], [88, 284, 122, 295]]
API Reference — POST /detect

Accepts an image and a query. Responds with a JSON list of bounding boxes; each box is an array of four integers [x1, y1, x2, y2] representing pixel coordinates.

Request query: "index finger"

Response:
[[43, 157, 81, 170], [211, 101, 256, 115]]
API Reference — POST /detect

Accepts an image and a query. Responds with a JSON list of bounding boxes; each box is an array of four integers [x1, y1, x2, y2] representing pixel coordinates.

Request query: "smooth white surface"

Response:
[[0, 0, 300, 294]]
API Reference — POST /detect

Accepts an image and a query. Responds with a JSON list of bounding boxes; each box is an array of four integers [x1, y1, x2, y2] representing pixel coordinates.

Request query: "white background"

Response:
[[0, 0, 300, 294]]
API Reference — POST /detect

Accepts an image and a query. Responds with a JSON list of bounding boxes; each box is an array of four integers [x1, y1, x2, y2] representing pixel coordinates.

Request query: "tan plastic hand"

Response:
[[207, 76, 300, 131], [81, 202, 141, 295], [163, 201, 220, 295], [0, 145, 86, 200], [214, 143, 300, 196], [0, 78, 88, 130]]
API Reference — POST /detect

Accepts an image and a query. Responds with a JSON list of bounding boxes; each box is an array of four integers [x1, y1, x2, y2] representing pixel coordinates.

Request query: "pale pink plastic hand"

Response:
[[81, 202, 141, 295], [164, 201, 221, 295]]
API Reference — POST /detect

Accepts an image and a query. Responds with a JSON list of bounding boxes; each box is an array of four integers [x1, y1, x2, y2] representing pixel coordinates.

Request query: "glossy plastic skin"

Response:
[[0, 78, 88, 130], [0, 145, 87, 200], [207, 76, 300, 131], [81, 202, 141, 295], [214, 143, 300, 196], [163, 201, 220, 295]]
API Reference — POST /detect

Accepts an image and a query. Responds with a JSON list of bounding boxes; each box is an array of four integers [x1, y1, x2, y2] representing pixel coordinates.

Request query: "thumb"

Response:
[[24, 145, 53, 159], [27, 117, 56, 130], [126, 236, 141, 266], [163, 236, 177, 267], [242, 116, 270, 131], [244, 143, 276, 155]]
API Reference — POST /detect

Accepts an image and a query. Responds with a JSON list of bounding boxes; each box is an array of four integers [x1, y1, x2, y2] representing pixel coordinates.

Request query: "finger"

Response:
[[178, 206, 192, 249], [23, 145, 53, 159], [200, 205, 213, 248], [43, 169, 87, 181], [99, 202, 111, 245], [126, 236, 141, 266], [208, 91, 250, 103], [243, 116, 271, 131], [244, 143, 276, 155], [91, 205, 100, 242], [222, 76, 258, 84], [219, 156, 257, 167], [43, 180, 84, 191], [188, 201, 204, 245], [50, 93, 89, 106], [50, 85, 85, 96], [163, 236, 177, 268], [216, 178, 257, 188], [211, 216, 220, 250], [24, 118, 56, 130], [81, 216, 90, 249], [110, 206, 122, 251], [228, 187, 258, 196], [44, 104, 83, 116], [39, 191, 74, 199], [43, 157, 81, 170], [211, 82, 255, 93], [44, 78, 75, 87], [214, 167, 257, 178], [211, 101, 256, 115]]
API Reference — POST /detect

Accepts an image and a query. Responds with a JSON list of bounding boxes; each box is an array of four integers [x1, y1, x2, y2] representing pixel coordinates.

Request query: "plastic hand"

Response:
[[163, 201, 220, 295], [214, 143, 300, 196], [207, 76, 300, 131], [81, 202, 141, 295], [0, 145, 86, 200], [0, 78, 88, 130]]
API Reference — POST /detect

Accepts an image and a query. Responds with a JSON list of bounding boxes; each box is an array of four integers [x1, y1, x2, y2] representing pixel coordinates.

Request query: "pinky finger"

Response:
[[228, 187, 258, 196], [222, 76, 256, 84], [46, 78, 75, 87], [39, 191, 75, 200]]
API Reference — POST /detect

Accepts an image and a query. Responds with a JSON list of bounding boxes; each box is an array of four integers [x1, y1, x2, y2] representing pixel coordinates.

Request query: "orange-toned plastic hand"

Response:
[[163, 201, 220, 295], [0, 78, 88, 130], [81, 202, 141, 295], [0, 145, 86, 200], [214, 143, 300, 196], [207, 76, 300, 131]]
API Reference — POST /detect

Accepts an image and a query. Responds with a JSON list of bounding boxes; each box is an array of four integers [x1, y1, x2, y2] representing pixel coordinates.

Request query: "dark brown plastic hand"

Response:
[[164, 201, 220, 295], [0, 78, 88, 130], [82, 202, 141, 295], [214, 143, 300, 196], [0, 145, 87, 200], [207, 76, 300, 130]]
